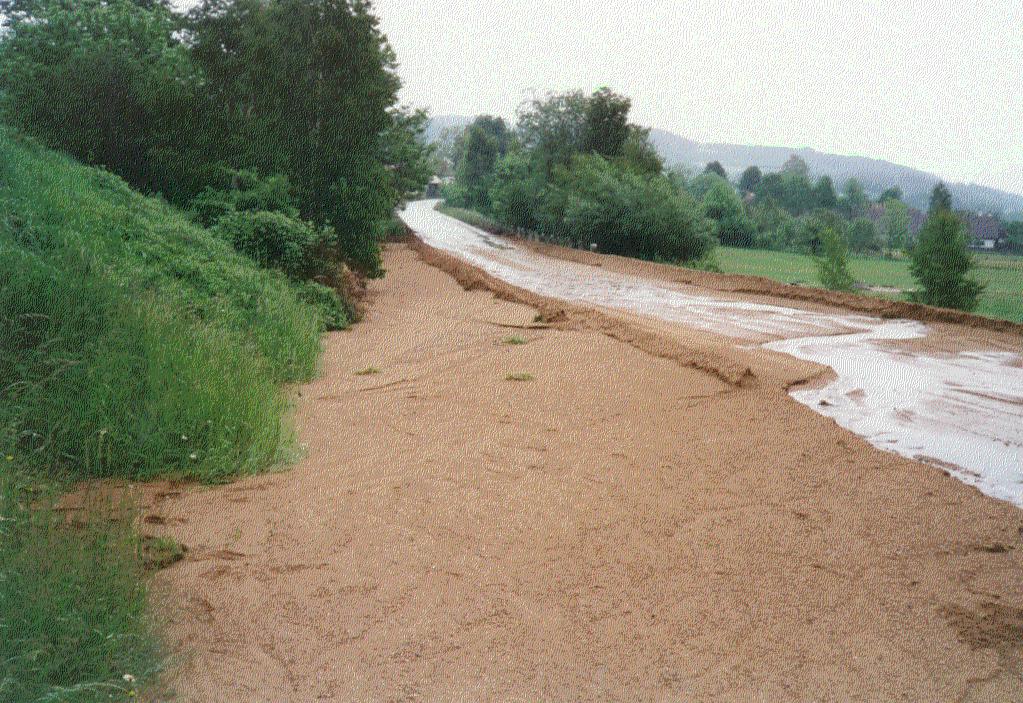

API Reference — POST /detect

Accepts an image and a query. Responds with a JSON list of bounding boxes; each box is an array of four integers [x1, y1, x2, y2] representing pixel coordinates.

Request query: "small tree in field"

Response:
[[909, 211, 983, 310], [816, 227, 855, 291]]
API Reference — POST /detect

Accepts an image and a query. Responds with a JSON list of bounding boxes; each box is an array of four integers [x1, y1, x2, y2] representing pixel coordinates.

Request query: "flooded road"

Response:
[[400, 200, 1023, 507]]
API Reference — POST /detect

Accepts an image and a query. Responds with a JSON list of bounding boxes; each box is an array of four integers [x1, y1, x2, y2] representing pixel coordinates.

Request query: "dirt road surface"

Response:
[[147, 243, 1023, 702]]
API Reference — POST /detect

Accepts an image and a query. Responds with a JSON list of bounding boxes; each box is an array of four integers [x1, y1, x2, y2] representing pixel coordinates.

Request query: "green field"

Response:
[[713, 247, 1023, 323]]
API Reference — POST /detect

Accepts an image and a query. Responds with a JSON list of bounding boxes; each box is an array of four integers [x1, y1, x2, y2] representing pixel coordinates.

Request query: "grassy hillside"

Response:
[[0, 129, 345, 701], [0, 129, 346, 483], [713, 247, 1023, 323]]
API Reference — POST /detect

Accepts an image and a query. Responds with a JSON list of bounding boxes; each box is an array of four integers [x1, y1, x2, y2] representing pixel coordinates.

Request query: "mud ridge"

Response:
[[409, 236, 758, 388]]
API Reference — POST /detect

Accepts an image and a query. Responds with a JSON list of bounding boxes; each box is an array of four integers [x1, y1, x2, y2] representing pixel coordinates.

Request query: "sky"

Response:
[[372, 0, 1022, 194]]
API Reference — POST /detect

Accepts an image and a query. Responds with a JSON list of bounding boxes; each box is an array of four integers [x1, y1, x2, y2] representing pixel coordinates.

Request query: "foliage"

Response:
[[847, 217, 881, 253], [582, 87, 631, 158], [738, 166, 762, 192], [189, 168, 298, 226], [909, 211, 984, 310], [187, 0, 408, 276], [815, 227, 855, 290], [813, 175, 838, 209], [451, 115, 511, 210], [781, 154, 809, 177], [515, 90, 589, 175], [839, 178, 869, 218], [928, 181, 953, 214], [754, 171, 816, 215], [702, 180, 755, 247], [878, 186, 903, 203], [616, 126, 663, 175], [880, 199, 911, 251], [0, 0, 429, 278], [0, 0, 202, 201], [0, 475, 161, 703], [489, 151, 545, 230], [215, 209, 329, 281], [1006, 221, 1023, 253], [704, 161, 728, 179], [553, 155, 714, 262]]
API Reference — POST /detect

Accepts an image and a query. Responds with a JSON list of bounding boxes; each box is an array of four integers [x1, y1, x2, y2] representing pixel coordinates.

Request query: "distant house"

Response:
[[960, 211, 1004, 249], [425, 176, 442, 198], [867, 202, 1006, 249]]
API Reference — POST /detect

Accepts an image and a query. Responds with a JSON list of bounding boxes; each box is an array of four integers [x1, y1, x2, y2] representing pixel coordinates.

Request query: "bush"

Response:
[[816, 227, 855, 291], [555, 155, 714, 262], [216, 210, 325, 281], [189, 169, 299, 227], [909, 211, 984, 310]]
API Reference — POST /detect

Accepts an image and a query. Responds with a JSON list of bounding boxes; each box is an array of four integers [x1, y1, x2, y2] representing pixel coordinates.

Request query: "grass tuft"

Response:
[[503, 335, 527, 345], [354, 366, 381, 376], [504, 373, 535, 382]]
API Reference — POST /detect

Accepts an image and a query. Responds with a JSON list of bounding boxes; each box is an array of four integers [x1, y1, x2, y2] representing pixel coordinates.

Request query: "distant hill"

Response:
[[647, 129, 1023, 218], [427, 115, 1023, 219]]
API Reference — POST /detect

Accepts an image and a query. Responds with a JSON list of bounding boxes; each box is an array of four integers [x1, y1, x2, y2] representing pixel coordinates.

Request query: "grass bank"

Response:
[[0, 129, 347, 699]]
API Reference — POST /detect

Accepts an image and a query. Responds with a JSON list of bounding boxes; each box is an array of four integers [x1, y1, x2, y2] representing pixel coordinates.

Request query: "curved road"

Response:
[[401, 199, 1023, 507]]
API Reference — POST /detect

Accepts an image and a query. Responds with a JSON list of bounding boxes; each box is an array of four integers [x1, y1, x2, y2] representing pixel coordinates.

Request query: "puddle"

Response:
[[401, 200, 1023, 507]]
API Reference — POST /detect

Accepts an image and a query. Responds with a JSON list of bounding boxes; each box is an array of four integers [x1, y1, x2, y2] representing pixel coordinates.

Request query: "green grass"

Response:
[[504, 373, 535, 382], [0, 129, 345, 483], [0, 129, 347, 700], [711, 246, 1023, 322], [0, 473, 160, 702], [503, 335, 527, 345]]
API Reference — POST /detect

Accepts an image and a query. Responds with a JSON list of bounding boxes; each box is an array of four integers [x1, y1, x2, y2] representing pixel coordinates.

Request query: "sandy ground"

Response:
[[145, 243, 1023, 702]]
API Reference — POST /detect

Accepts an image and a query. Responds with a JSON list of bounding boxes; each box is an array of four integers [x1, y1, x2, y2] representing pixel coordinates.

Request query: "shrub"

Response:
[[909, 211, 984, 310], [189, 169, 299, 227], [816, 227, 855, 291], [216, 210, 324, 281], [556, 155, 714, 262]]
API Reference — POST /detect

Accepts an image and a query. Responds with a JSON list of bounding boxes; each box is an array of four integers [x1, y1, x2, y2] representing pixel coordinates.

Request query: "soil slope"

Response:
[[147, 243, 1023, 702]]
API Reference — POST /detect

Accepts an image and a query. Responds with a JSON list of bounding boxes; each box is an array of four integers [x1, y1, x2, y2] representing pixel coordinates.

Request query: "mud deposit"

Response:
[[147, 243, 1023, 701], [401, 200, 1023, 507]]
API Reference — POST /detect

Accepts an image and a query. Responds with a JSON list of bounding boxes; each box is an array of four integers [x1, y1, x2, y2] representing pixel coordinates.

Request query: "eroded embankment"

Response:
[[409, 236, 760, 389], [405, 201, 1023, 507]]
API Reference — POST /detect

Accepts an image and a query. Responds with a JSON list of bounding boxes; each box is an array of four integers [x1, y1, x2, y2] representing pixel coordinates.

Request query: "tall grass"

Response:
[[0, 473, 160, 702]]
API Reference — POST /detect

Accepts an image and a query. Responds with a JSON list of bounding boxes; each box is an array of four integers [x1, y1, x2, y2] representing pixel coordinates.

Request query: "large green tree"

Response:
[[582, 87, 631, 159], [738, 166, 762, 192], [187, 0, 410, 275], [880, 198, 911, 251], [0, 0, 200, 199], [909, 211, 983, 310]]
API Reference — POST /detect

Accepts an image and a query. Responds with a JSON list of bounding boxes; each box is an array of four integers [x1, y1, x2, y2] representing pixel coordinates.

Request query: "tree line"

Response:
[[0, 0, 434, 279], [444, 90, 985, 311]]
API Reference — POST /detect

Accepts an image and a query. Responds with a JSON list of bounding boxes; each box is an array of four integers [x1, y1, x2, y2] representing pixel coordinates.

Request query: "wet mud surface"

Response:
[[401, 201, 1023, 506]]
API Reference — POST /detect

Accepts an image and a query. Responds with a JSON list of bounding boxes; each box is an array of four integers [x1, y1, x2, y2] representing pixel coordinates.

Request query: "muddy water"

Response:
[[401, 200, 1023, 506]]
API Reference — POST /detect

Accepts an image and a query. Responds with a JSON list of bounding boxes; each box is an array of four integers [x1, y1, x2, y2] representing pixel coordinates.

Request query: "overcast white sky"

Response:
[[373, 0, 1022, 193]]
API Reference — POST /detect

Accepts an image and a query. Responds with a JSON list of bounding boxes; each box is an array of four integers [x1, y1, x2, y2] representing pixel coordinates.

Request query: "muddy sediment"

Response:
[[148, 243, 1023, 702]]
